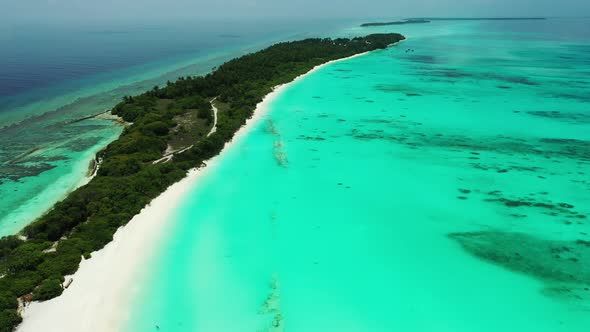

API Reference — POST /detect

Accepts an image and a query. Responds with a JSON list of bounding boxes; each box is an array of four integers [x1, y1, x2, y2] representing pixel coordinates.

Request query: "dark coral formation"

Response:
[[526, 111, 590, 124], [0, 163, 58, 183], [259, 275, 284, 331], [267, 119, 288, 168], [374, 84, 433, 96], [62, 137, 103, 152], [401, 65, 539, 86], [0, 120, 113, 184], [297, 135, 326, 141], [548, 92, 590, 103], [406, 54, 438, 64], [348, 123, 590, 163], [450, 231, 590, 285], [482, 190, 587, 221]]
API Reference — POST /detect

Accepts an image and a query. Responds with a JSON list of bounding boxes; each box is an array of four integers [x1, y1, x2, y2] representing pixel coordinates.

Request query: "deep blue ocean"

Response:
[[0, 18, 353, 122]]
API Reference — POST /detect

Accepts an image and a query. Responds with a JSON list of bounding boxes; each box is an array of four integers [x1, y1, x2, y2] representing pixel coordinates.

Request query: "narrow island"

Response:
[[0, 33, 405, 331], [361, 17, 546, 27], [414, 17, 546, 21], [361, 19, 430, 27]]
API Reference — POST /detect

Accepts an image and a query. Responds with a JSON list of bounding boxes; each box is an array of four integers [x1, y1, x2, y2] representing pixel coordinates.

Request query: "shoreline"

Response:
[[16, 51, 370, 332], [0, 128, 121, 238]]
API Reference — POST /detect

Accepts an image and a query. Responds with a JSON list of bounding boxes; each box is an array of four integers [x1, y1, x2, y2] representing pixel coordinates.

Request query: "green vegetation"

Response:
[[32, 279, 63, 301], [0, 33, 404, 331], [0, 310, 21, 332], [361, 19, 430, 27], [167, 96, 214, 149], [361, 18, 546, 27]]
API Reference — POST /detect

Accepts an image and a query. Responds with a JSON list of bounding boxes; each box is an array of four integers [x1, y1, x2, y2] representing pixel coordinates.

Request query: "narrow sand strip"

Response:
[[17, 51, 370, 332], [207, 97, 219, 137]]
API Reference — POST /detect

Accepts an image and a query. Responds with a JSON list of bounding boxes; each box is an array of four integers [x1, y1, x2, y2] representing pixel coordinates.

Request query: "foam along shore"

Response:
[[16, 51, 371, 332]]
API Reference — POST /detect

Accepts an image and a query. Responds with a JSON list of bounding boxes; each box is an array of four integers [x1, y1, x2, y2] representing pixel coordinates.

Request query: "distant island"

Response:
[[361, 18, 546, 27], [361, 19, 431, 27], [412, 17, 546, 21], [0, 33, 405, 331]]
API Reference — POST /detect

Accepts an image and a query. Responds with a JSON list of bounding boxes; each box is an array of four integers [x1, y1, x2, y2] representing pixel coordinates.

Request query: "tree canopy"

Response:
[[0, 33, 404, 331]]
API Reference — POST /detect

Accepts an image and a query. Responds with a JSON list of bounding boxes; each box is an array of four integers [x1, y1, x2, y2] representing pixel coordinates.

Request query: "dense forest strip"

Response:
[[361, 19, 430, 27], [0, 33, 404, 331]]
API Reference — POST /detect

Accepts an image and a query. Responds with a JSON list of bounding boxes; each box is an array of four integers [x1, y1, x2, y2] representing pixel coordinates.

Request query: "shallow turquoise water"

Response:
[[127, 19, 590, 331]]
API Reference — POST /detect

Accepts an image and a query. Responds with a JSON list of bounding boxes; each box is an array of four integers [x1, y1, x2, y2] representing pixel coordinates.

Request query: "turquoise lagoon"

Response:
[[125, 19, 590, 331]]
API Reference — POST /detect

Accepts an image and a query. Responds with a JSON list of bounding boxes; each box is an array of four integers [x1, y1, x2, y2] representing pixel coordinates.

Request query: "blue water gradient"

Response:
[[0, 18, 352, 236], [126, 18, 590, 331]]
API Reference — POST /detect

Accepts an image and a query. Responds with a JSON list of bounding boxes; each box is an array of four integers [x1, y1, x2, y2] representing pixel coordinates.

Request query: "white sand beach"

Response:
[[16, 52, 369, 332]]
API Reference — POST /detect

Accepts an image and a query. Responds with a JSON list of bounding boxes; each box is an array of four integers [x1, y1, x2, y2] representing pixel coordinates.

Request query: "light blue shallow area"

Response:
[[127, 19, 590, 331]]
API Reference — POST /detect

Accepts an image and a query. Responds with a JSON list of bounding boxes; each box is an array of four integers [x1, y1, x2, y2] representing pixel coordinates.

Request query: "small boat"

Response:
[[64, 278, 73, 289]]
